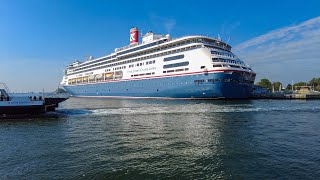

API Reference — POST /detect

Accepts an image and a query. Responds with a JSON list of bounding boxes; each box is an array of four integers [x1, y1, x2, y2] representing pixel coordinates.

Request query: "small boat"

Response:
[[0, 83, 69, 117], [0, 85, 44, 115]]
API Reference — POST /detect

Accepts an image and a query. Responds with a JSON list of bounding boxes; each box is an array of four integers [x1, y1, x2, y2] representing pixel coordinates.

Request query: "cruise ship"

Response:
[[61, 27, 256, 99]]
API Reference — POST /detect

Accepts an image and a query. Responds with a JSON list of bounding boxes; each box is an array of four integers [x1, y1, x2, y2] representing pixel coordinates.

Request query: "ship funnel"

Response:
[[130, 27, 139, 45]]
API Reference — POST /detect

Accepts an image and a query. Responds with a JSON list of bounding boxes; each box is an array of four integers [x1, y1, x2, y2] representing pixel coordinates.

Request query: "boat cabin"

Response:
[[0, 89, 10, 101]]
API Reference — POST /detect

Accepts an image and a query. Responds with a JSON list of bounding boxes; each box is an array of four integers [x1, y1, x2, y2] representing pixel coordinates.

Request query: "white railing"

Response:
[[0, 83, 11, 93]]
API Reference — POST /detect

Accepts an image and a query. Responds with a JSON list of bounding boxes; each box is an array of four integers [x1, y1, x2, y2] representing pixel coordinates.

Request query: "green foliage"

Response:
[[273, 82, 282, 91], [256, 78, 320, 91], [309, 78, 320, 86], [256, 78, 272, 90], [286, 84, 292, 91], [293, 82, 306, 87]]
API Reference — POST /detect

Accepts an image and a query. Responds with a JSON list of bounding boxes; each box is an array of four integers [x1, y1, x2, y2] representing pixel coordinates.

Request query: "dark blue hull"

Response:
[[0, 105, 45, 115], [63, 72, 254, 99]]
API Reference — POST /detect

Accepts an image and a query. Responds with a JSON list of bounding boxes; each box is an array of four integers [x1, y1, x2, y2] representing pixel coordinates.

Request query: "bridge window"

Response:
[[163, 54, 184, 62], [213, 64, 222, 67], [163, 61, 189, 69]]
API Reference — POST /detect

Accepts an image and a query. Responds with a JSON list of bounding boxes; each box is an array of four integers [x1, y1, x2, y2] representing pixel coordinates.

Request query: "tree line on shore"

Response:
[[256, 78, 320, 91]]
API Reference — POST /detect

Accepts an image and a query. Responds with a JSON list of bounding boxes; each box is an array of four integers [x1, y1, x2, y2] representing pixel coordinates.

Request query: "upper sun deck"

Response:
[[65, 32, 233, 73]]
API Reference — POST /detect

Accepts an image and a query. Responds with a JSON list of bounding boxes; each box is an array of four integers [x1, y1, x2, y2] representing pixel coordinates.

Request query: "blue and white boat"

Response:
[[61, 27, 256, 99], [0, 83, 69, 117], [0, 83, 45, 115]]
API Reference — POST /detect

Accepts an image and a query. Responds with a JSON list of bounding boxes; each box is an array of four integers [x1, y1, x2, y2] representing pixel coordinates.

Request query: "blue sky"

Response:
[[1, 0, 319, 91]]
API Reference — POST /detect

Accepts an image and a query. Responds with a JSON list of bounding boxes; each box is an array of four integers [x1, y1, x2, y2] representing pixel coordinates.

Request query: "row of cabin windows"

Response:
[[209, 47, 229, 52], [211, 51, 235, 58], [202, 39, 231, 51], [212, 58, 245, 66], [117, 39, 199, 60], [131, 72, 155, 77], [68, 71, 123, 85], [163, 54, 184, 62], [212, 64, 252, 71], [71, 39, 194, 72], [163, 68, 189, 74], [194, 79, 254, 84], [232, 71, 256, 77], [146, 60, 156, 65], [69, 38, 229, 71], [163, 61, 189, 69], [204, 44, 231, 52], [71, 44, 198, 73], [113, 66, 126, 71], [229, 65, 241, 68], [68, 55, 116, 70], [68, 45, 201, 75], [128, 60, 156, 68], [109, 59, 157, 71], [117, 41, 162, 56], [69, 36, 230, 72]]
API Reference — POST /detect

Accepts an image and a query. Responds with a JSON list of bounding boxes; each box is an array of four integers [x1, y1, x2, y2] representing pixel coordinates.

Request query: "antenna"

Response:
[[226, 36, 231, 44], [140, 29, 143, 37]]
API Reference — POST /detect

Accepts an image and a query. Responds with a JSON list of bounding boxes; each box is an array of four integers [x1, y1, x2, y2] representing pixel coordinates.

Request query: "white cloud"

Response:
[[220, 21, 241, 39], [234, 16, 320, 84], [163, 19, 176, 33], [149, 14, 176, 33]]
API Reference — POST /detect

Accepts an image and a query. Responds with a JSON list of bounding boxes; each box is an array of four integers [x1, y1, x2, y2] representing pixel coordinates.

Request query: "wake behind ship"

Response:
[[61, 27, 256, 99]]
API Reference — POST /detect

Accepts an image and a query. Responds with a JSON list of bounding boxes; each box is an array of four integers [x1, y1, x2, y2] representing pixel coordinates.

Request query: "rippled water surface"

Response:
[[1, 98, 320, 179]]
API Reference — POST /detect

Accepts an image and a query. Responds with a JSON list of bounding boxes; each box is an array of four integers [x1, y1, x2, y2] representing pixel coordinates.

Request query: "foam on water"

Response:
[[55, 109, 93, 115], [86, 103, 320, 116]]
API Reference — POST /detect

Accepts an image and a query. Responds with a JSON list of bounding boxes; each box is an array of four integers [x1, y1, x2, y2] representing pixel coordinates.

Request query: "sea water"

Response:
[[1, 98, 319, 179]]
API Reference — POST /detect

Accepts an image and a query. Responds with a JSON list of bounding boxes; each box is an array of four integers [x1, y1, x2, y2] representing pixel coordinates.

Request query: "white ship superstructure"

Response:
[[61, 27, 256, 99]]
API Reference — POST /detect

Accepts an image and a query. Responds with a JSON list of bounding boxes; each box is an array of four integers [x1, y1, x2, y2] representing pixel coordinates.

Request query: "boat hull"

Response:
[[63, 72, 254, 99], [0, 105, 45, 115]]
